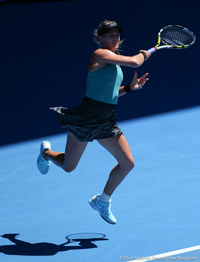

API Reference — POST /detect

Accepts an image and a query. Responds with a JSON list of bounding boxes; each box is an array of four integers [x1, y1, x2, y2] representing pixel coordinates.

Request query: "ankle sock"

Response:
[[99, 192, 111, 203]]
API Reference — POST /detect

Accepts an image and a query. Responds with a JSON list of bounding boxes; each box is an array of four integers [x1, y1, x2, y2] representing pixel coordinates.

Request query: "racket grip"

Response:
[[147, 47, 157, 54]]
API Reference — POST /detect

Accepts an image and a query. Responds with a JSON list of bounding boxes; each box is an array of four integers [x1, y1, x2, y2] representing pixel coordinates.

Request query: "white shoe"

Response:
[[89, 194, 117, 224], [37, 141, 51, 174]]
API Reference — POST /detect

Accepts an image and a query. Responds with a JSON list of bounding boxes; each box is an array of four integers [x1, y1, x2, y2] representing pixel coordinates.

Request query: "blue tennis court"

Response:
[[0, 0, 199, 261], [0, 105, 199, 262]]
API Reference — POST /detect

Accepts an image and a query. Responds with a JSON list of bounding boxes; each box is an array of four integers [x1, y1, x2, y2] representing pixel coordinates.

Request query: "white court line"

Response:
[[130, 245, 200, 262], [0, 165, 29, 183]]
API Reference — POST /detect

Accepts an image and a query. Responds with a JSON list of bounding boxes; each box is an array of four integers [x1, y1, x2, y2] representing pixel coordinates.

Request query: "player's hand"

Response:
[[130, 71, 149, 90]]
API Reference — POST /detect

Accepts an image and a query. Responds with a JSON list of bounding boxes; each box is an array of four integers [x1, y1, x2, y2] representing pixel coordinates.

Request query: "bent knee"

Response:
[[123, 159, 135, 173], [128, 159, 135, 171], [63, 165, 76, 173]]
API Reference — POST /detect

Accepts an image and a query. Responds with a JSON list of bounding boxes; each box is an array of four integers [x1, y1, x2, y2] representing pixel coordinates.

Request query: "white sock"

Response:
[[99, 192, 111, 203]]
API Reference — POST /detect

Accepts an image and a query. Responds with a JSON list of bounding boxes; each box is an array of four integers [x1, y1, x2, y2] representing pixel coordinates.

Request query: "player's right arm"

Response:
[[88, 49, 150, 72]]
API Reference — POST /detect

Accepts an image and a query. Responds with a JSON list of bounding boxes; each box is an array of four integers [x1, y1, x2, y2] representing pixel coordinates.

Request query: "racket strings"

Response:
[[161, 27, 195, 46]]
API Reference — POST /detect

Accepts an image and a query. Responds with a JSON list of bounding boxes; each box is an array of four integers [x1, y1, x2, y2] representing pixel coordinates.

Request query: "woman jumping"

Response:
[[37, 20, 151, 224]]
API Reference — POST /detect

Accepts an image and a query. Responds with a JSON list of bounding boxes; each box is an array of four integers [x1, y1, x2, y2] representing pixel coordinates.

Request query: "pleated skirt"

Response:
[[50, 97, 122, 142]]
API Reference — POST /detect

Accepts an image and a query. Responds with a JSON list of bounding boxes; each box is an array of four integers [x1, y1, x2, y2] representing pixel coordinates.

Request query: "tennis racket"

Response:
[[65, 233, 107, 244], [147, 25, 196, 54]]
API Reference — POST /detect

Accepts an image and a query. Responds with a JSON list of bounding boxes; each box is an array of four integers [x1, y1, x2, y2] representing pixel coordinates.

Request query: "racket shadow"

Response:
[[0, 233, 108, 256]]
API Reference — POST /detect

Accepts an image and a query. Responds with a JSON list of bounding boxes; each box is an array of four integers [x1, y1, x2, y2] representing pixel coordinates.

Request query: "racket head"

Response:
[[66, 233, 106, 242], [156, 25, 196, 50]]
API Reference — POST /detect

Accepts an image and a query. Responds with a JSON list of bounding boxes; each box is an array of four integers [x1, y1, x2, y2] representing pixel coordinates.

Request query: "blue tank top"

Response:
[[85, 64, 123, 105]]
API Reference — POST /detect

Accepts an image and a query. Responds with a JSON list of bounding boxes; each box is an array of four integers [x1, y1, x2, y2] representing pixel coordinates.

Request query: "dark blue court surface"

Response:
[[0, 106, 199, 262]]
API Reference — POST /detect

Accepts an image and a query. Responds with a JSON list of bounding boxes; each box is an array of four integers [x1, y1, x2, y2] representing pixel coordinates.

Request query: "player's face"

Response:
[[100, 28, 120, 52]]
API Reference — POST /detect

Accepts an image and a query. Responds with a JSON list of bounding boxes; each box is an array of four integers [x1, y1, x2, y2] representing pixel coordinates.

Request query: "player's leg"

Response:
[[40, 131, 88, 173], [62, 131, 88, 172], [98, 133, 135, 196], [89, 133, 135, 224]]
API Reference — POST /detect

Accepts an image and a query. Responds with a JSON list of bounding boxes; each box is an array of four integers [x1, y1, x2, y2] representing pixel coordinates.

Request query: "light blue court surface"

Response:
[[0, 106, 200, 262]]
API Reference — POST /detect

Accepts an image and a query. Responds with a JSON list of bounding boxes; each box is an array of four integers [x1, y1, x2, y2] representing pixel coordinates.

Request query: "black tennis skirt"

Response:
[[50, 97, 122, 142]]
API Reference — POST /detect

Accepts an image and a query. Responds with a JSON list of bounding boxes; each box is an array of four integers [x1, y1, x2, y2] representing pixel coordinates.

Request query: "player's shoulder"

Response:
[[93, 48, 114, 56]]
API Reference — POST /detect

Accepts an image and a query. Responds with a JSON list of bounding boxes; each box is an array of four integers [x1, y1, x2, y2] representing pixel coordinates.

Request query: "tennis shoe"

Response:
[[37, 141, 51, 174], [89, 194, 117, 225]]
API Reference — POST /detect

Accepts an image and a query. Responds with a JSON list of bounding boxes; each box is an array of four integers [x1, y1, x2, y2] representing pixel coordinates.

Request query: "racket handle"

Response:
[[147, 47, 157, 54]]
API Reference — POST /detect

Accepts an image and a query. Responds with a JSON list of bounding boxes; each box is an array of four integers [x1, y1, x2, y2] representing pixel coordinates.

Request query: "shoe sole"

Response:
[[37, 156, 50, 175], [37, 141, 51, 174], [89, 199, 116, 225]]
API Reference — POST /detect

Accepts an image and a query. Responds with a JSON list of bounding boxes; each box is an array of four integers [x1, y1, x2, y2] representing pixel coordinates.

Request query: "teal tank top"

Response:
[[85, 64, 123, 105]]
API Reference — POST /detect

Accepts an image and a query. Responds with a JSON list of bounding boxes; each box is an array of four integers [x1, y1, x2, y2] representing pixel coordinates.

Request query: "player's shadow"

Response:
[[0, 233, 108, 256]]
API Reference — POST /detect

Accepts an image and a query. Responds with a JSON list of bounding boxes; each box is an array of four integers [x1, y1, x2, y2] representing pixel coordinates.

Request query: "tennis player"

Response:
[[37, 20, 151, 224]]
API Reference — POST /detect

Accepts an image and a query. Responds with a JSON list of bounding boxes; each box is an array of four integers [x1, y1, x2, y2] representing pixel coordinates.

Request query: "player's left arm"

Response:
[[119, 71, 149, 96]]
